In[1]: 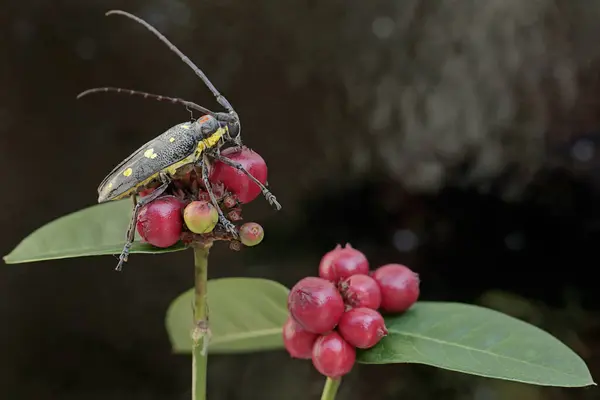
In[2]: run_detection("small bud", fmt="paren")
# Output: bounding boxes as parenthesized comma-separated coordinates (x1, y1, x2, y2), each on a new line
(198, 192, 210, 202)
(239, 222, 264, 246)
(212, 182, 226, 199)
(184, 201, 219, 234)
(223, 195, 238, 209)
(228, 209, 243, 221)
(229, 240, 242, 251)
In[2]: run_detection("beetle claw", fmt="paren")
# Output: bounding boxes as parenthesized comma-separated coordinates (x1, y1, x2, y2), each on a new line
(219, 217, 238, 238)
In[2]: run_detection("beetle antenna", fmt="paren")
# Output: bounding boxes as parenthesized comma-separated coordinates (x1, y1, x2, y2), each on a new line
(76, 87, 218, 118)
(105, 10, 237, 116)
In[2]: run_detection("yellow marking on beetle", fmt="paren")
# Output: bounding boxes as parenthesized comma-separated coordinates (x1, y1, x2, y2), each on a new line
(144, 148, 158, 159)
(108, 128, 228, 201)
(107, 182, 113, 189)
(167, 128, 227, 176)
(181, 125, 190, 130)
(123, 168, 133, 177)
(169, 137, 175, 142)
(203, 126, 227, 148)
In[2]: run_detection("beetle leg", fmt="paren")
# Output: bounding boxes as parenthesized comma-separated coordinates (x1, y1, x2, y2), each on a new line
(115, 174, 171, 271)
(200, 155, 238, 238)
(210, 154, 282, 211)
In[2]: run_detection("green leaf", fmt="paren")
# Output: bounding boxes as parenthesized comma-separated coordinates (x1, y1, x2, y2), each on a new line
(357, 302, 595, 387)
(166, 278, 289, 354)
(4, 200, 186, 264)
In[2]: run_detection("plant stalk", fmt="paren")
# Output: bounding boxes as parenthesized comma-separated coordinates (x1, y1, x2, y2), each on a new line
(192, 243, 212, 400)
(320, 377, 342, 400)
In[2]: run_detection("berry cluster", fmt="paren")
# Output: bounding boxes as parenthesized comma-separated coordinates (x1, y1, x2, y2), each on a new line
(284, 244, 420, 378)
(135, 147, 268, 250)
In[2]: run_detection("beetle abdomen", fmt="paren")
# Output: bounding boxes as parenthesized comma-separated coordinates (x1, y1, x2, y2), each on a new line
(97, 122, 199, 202)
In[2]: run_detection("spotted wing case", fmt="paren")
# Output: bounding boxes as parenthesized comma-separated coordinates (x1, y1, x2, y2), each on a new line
(97, 122, 199, 202)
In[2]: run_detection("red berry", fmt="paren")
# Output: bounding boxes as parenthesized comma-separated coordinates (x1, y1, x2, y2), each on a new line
(318, 244, 342, 274)
(319, 243, 369, 283)
(338, 274, 382, 310)
(288, 277, 345, 334)
(239, 222, 264, 246)
(371, 264, 420, 313)
(337, 308, 388, 349)
(282, 316, 319, 359)
(183, 201, 218, 234)
(312, 332, 356, 378)
(136, 196, 184, 248)
(209, 147, 268, 204)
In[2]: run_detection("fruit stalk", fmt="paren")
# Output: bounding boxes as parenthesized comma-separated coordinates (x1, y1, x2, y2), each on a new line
(320, 377, 342, 400)
(192, 243, 212, 400)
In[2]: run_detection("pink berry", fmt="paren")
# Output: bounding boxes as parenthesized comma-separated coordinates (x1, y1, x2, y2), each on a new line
(282, 316, 319, 359)
(338, 274, 382, 310)
(337, 308, 388, 349)
(312, 332, 356, 378)
(239, 222, 264, 246)
(319, 243, 369, 282)
(371, 264, 420, 313)
(136, 196, 184, 248)
(288, 277, 345, 334)
(209, 147, 268, 204)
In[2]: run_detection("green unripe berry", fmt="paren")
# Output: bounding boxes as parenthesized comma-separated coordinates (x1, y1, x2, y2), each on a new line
(183, 201, 219, 234)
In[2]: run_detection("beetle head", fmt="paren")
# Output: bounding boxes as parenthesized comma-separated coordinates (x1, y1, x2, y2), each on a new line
(194, 114, 220, 139)
(226, 119, 242, 146)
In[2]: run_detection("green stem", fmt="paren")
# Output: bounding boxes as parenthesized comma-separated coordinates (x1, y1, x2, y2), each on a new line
(320, 377, 342, 400)
(192, 243, 212, 400)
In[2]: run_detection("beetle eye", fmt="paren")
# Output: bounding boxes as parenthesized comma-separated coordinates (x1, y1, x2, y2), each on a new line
(228, 122, 240, 138)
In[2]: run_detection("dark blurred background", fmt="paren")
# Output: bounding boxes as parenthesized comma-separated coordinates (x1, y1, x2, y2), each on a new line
(2, 0, 600, 398)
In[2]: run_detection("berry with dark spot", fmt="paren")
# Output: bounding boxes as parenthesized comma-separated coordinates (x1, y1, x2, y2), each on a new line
(183, 201, 219, 234)
(312, 332, 356, 378)
(338, 274, 382, 310)
(319, 243, 369, 283)
(288, 277, 345, 334)
(337, 307, 388, 349)
(371, 264, 420, 313)
(136, 196, 184, 248)
(283, 316, 319, 359)
(209, 147, 268, 204)
(239, 222, 264, 246)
